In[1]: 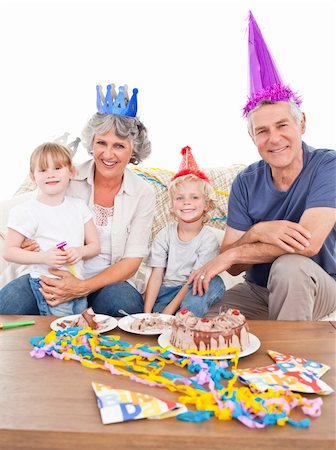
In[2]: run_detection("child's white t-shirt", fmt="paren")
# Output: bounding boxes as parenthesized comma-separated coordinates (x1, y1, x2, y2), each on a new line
(147, 223, 220, 287)
(7, 196, 92, 279)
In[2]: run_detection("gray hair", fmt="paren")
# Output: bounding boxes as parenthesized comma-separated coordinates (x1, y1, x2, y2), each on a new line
(246, 101, 303, 136)
(81, 114, 151, 164)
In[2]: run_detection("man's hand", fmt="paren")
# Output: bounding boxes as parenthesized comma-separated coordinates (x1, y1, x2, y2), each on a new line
(188, 252, 234, 296)
(251, 220, 311, 253)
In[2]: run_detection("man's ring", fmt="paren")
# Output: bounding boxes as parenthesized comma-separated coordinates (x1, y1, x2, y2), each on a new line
(200, 274, 205, 280)
(51, 296, 55, 301)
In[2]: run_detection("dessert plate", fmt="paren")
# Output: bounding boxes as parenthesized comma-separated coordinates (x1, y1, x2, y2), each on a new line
(50, 314, 118, 333)
(117, 313, 174, 335)
(158, 330, 261, 360)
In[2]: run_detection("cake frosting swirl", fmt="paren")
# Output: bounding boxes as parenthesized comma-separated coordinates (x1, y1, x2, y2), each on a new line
(170, 308, 250, 352)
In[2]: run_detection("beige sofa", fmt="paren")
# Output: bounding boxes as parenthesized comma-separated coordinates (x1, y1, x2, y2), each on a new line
(0, 164, 244, 290)
(0, 164, 334, 320)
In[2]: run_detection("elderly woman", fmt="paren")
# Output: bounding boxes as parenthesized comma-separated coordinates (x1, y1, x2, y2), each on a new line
(0, 84, 155, 316)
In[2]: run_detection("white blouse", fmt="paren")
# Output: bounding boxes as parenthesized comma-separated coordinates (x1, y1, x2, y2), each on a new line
(83, 204, 114, 278)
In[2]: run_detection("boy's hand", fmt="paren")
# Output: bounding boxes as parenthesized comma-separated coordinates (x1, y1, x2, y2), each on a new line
(162, 305, 175, 315)
(43, 248, 67, 268)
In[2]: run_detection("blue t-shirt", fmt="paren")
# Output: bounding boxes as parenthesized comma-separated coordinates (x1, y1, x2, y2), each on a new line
(227, 142, 336, 287)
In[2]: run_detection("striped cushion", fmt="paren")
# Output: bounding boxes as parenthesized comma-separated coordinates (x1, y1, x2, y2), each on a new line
(14, 164, 246, 243)
(132, 164, 245, 243)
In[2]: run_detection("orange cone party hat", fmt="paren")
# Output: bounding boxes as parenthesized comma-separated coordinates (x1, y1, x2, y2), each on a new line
(171, 146, 210, 183)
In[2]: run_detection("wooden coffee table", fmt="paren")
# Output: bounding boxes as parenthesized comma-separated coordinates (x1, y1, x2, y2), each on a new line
(0, 316, 335, 450)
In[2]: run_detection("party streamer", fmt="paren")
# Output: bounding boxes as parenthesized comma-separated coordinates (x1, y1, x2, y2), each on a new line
(30, 328, 323, 428)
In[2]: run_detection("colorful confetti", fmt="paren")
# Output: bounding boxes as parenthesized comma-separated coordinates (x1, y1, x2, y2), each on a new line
(30, 328, 323, 428)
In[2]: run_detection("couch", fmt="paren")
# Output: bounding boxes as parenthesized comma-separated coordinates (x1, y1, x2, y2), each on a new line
(1, 164, 334, 320)
(0, 164, 244, 290)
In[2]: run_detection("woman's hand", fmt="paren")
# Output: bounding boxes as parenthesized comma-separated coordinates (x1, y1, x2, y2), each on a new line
(21, 238, 40, 252)
(39, 269, 86, 306)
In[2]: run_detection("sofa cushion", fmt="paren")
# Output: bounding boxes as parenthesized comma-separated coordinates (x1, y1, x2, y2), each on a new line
(1, 163, 335, 320)
(12, 164, 246, 243)
(131, 164, 245, 243)
(1, 164, 245, 292)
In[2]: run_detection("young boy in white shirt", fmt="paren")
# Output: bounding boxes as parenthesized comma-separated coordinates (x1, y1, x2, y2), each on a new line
(144, 147, 225, 317)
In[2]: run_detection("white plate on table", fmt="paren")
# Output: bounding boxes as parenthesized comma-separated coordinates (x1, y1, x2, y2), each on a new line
(158, 330, 261, 360)
(118, 313, 174, 335)
(50, 314, 118, 333)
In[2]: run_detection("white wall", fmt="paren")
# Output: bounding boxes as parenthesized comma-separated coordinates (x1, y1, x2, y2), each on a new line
(0, 0, 335, 202)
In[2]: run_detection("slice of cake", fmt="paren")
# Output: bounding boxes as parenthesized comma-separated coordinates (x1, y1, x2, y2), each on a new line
(130, 313, 173, 332)
(74, 307, 99, 329)
(170, 308, 250, 352)
(57, 307, 99, 330)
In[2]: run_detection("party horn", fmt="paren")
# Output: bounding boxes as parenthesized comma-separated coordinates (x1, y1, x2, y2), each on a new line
(0, 320, 35, 329)
(56, 241, 77, 276)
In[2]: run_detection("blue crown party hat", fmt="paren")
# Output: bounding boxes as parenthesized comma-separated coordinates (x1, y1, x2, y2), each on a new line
(96, 84, 138, 117)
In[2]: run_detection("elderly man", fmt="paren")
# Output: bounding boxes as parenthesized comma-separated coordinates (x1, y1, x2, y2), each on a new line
(191, 12, 335, 320)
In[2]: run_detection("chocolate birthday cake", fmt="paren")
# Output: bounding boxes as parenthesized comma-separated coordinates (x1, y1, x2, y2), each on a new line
(170, 308, 250, 352)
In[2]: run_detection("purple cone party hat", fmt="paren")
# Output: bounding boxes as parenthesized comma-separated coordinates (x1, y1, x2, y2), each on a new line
(243, 11, 302, 116)
(171, 146, 210, 183)
(96, 83, 138, 117)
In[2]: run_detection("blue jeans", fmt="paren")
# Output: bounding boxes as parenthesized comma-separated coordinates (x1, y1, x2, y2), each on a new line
(152, 275, 225, 317)
(88, 282, 144, 316)
(0, 274, 143, 316)
(29, 277, 87, 316)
